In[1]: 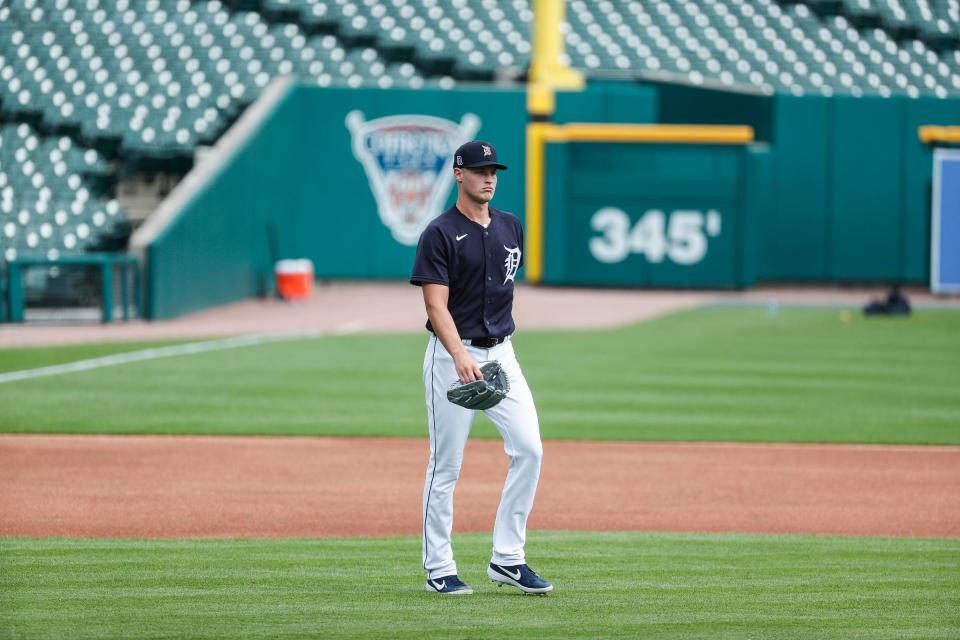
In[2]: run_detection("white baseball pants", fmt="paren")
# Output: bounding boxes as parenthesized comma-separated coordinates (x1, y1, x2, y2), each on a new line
(421, 334, 543, 580)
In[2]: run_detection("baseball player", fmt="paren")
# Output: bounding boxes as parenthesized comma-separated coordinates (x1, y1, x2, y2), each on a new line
(410, 140, 553, 596)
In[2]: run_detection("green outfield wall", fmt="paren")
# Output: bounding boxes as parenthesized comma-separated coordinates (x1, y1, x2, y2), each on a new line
(656, 85, 960, 283)
(765, 94, 958, 282)
(143, 83, 657, 319)
(140, 81, 957, 319)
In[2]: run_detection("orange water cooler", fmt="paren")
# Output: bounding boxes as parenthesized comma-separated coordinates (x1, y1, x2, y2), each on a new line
(274, 259, 314, 301)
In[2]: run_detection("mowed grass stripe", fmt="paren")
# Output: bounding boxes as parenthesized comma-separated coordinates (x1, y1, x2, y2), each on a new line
(0, 307, 957, 444)
(0, 340, 191, 374)
(1, 532, 958, 640)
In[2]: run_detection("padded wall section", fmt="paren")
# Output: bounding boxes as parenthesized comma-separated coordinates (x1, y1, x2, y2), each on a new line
(763, 94, 960, 283)
(766, 96, 831, 280)
(828, 96, 905, 280)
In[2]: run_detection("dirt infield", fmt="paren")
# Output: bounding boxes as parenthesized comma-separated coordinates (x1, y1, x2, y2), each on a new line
(2, 434, 957, 539)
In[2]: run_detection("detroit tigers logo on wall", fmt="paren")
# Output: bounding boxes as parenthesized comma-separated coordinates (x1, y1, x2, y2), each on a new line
(346, 111, 481, 246)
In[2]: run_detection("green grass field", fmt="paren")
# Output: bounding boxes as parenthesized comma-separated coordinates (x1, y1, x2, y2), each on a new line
(2, 532, 958, 640)
(2, 307, 958, 639)
(1, 307, 958, 443)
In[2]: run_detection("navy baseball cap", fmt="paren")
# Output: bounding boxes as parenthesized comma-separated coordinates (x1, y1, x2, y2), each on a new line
(453, 140, 508, 171)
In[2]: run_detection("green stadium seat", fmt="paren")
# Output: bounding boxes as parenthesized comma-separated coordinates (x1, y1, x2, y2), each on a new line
(0, 122, 129, 261)
(0, 0, 432, 160)
(546, 0, 956, 96)
(0, 0, 958, 268)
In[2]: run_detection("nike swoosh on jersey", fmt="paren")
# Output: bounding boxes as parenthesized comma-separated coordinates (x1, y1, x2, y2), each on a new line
(456, 234, 468, 241)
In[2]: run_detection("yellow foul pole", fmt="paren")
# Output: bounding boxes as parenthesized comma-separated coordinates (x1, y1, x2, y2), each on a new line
(528, 0, 585, 108)
(525, 123, 549, 283)
(526, 1, 584, 282)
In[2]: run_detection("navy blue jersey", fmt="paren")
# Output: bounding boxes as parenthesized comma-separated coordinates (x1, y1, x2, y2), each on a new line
(410, 206, 524, 339)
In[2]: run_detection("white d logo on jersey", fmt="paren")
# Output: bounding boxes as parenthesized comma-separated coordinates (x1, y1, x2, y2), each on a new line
(503, 245, 521, 284)
(345, 111, 481, 246)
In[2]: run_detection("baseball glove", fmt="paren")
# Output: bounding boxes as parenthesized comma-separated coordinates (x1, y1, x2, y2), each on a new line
(447, 360, 510, 410)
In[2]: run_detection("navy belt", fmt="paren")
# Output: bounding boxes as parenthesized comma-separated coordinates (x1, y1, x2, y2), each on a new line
(462, 336, 506, 348)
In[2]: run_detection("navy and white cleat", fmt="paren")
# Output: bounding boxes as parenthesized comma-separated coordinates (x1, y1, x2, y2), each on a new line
(425, 574, 474, 595)
(487, 563, 554, 595)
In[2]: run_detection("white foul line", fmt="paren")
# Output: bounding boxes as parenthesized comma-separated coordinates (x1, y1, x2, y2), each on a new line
(0, 316, 382, 386)
(0, 334, 290, 385)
